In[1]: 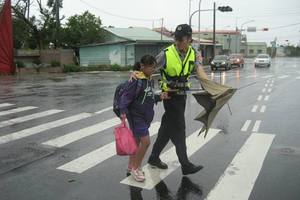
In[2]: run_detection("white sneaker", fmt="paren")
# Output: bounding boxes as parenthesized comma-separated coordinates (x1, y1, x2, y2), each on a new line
(130, 168, 145, 182)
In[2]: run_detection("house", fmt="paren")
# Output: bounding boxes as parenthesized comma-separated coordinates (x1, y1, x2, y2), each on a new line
(79, 27, 173, 67)
(244, 42, 267, 57)
(192, 30, 242, 55)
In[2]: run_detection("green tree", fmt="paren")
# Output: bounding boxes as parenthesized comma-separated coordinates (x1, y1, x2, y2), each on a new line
(62, 11, 104, 47)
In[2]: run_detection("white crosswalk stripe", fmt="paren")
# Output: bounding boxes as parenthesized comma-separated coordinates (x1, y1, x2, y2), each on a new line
(277, 75, 289, 79)
(0, 106, 37, 116)
(0, 109, 64, 128)
(0, 103, 14, 108)
(205, 133, 275, 200)
(57, 122, 161, 173)
(0, 113, 93, 145)
(261, 75, 273, 79)
(42, 117, 120, 147)
(120, 128, 220, 189)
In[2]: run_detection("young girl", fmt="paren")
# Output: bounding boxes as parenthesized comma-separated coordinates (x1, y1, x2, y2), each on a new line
(119, 55, 168, 182)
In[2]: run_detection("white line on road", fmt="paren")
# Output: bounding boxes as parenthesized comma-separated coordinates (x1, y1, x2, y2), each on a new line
(95, 106, 113, 114)
(257, 95, 263, 101)
(57, 122, 161, 173)
(296, 76, 300, 79)
(43, 117, 120, 147)
(120, 128, 220, 189)
(251, 105, 258, 113)
(0, 113, 93, 145)
(0, 109, 64, 128)
(268, 89, 272, 93)
(265, 84, 268, 87)
(245, 75, 256, 78)
(262, 75, 273, 79)
(0, 106, 37, 116)
(205, 133, 275, 200)
(262, 88, 266, 93)
(0, 103, 14, 108)
(241, 120, 252, 132)
(278, 75, 289, 79)
(252, 120, 261, 132)
(264, 96, 270, 101)
(260, 105, 266, 113)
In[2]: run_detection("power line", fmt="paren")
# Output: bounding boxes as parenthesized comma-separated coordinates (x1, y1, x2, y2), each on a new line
(78, 0, 161, 22)
(270, 22, 300, 30)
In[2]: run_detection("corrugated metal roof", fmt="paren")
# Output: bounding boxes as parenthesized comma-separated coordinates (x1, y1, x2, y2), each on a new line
(104, 27, 173, 42)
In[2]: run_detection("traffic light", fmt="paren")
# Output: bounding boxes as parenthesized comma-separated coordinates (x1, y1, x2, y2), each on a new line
(218, 6, 233, 12)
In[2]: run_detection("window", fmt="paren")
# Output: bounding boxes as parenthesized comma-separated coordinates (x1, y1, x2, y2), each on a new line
(249, 49, 254, 54)
(257, 49, 262, 54)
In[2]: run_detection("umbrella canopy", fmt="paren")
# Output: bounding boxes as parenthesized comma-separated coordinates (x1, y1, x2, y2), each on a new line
(193, 78, 237, 137)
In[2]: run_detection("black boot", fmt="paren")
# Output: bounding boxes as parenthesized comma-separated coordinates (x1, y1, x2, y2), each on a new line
(148, 157, 168, 169)
(181, 163, 203, 175)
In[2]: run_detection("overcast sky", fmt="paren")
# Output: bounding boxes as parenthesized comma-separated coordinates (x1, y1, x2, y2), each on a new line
(25, 0, 300, 45)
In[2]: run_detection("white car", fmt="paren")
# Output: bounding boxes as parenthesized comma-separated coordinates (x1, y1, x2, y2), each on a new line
(254, 54, 271, 67)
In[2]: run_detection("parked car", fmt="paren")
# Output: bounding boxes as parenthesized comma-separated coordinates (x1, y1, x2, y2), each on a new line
(210, 55, 231, 71)
(254, 54, 271, 67)
(229, 54, 244, 67)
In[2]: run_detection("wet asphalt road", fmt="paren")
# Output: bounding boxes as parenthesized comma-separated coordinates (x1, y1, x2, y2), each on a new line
(0, 57, 300, 200)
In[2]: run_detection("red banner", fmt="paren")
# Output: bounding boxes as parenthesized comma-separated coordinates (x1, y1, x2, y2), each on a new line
(0, 0, 15, 74)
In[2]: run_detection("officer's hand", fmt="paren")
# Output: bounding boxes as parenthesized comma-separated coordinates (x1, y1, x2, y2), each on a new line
(160, 92, 171, 100)
(129, 71, 139, 82)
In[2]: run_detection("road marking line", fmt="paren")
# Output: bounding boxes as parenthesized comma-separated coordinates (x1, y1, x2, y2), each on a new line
(241, 120, 252, 132)
(296, 76, 300, 79)
(251, 105, 258, 113)
(264, 95, 269, 101)
(252, 120, 261, 132)
(0, 106, 37, 116)
(257, 95, 263, 101)
(120, 128, 221, 190)
(205, 133, 275, 200)
(262, 88, 266, 93)
(245, 75, 256, 78)
(0, 103, 14, 108)
(264, 84, 268, 87)
(278, 75, 289, 79)
(43, 117, 120, 147)
(94, 106, 113, 114)
(262, 75, 273, 79)
(268, 89, 272, 93)
(0, 113, 93, 145)
(0, 109, 64, 128)
(57, 122, 161, 173)
(260, 105, 266, 113)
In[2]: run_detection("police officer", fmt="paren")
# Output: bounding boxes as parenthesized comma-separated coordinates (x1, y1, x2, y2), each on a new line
(147, 24, 208, 175)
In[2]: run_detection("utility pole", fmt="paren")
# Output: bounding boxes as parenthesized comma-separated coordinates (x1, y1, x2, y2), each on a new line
(198, 0, 202, 42)
(160, 18, 164, 40)
(213, 2, 216, 58)
(55, 0, 60, 48)
(27, 0, 30, 19)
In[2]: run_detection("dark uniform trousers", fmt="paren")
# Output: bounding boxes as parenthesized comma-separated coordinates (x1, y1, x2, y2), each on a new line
(150, 94, 190, 166)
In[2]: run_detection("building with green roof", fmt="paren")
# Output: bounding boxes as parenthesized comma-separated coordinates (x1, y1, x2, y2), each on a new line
(79, 27, 173, 67)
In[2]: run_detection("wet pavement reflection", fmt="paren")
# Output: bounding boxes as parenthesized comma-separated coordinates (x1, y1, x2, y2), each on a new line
(129, 177, 202, 200)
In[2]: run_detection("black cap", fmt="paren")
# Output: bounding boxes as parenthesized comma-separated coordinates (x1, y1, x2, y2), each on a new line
(174, 24, 192, 39)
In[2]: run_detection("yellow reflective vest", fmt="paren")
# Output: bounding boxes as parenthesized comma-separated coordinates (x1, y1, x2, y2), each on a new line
(160, 44, 196, 91)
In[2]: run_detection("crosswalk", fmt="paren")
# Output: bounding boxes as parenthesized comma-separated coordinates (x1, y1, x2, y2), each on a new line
(0, 102, 275, 199)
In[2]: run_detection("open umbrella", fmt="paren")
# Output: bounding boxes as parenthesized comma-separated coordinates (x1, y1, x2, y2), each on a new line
(193, 78, 237, 137)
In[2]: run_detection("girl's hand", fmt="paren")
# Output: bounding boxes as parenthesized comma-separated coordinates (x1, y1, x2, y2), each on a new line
(160, 92, 170, 100)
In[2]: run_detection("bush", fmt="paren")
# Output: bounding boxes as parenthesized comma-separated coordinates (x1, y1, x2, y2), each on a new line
(111, 64, 121, 71)
(51, 60, 61, 67)
(63, 64, 82, 73)
(32, 59, 41, 65)
(15, 61, 25, 68)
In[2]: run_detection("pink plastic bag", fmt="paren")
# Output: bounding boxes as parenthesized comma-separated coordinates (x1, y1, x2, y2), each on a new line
(114, 118, 137, 156)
